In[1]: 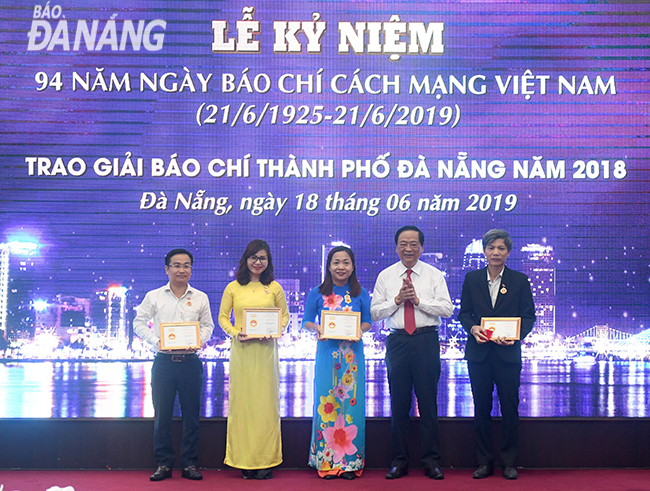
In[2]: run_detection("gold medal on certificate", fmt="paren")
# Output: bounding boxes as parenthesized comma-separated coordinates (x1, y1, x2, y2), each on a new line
(481, 317, 521, 341)
(242, 308, 282, 338)
(159, 322, 201, 350)
(320, 311, 361, 341)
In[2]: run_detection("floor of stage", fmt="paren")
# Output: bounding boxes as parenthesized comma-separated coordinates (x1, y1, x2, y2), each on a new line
(1, 468, 648, 491)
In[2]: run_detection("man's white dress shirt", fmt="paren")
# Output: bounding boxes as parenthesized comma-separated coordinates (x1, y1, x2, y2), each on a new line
(133, 282, 214, 352)
(371, 260, 453, 329)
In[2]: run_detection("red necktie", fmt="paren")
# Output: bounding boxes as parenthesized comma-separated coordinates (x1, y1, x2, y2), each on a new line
(404, 268, 416, 335)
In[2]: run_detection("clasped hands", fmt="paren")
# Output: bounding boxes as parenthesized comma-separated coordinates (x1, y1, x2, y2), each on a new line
(394, 276, 419, 306)
(470, 325, 514, 346)
(156, 340, 201, 353)
(304, 321, 361, 342)
(237, 331, 273, 342)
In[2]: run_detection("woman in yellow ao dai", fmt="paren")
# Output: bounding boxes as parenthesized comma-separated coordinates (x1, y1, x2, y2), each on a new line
(218, 239, 289, 480)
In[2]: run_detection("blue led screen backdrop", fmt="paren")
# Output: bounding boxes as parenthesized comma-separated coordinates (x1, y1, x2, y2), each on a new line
(0, 0, 649, 418)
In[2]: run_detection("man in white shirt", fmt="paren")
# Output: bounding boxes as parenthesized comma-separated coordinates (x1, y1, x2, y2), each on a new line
(134, 248, 214, 481)
(371, 226, 453, 480)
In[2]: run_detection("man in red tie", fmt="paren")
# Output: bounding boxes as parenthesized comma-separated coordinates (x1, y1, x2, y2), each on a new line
(371, 226, 453, 480)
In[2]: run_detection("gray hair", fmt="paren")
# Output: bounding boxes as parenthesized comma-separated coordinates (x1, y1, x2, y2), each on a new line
(482, 229, 513, 252)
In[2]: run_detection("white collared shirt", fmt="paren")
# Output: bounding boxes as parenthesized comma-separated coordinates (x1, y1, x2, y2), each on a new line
(133, 282, 214, 352)
(370, 260, 453, 330)
(487, 267, 505, 308)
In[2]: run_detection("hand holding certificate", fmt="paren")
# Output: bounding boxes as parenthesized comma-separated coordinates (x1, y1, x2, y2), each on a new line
(320, 311, 361, 341)
(242, 308, 282, 338)
(481, 317, 521, 341)
(160, 322, 202, 351)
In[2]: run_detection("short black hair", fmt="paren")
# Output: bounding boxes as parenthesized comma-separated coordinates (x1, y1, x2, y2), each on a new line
(165, 248, 194, 266)
(394, 225, 424, 246)
(482, 229, 513, 252)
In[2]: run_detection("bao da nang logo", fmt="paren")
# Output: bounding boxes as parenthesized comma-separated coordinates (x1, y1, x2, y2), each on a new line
(27, 4, 167, 51)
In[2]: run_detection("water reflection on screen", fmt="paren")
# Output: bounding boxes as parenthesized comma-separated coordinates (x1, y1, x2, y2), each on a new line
(1, 359, 648, 419)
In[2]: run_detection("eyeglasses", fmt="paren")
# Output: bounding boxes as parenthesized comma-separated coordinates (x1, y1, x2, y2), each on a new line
(248, 255, 268, 264)
(398, 241, 420, 250)
(169, 263, 192, 270)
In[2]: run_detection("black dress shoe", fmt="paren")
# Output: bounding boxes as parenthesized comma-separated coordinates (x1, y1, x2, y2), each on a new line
(341, 471, 356, 480)
(425, 466, 444, 480)
(255, 468, 273, 480)
(150, 465, 172, 481)
(242, 470, 256, 479)
(181, 466, 203, 480)
(322, 474, 338, 480)
(385, 466, 408, 479)
(502, 467, 518, 480)
(473, 465, 493, 479)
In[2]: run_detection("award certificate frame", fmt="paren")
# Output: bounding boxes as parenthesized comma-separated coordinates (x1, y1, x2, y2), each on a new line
(481, 317, 521, 341)
(159, 322, 201, 350)
(242, 308, 282, 338)
(321, 311, 361, 341)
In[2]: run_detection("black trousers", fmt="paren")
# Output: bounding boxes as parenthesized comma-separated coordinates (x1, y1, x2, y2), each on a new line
(468, 347, 521, 468)
(151, 353, 203, 468)
(385, 328, 441, 469)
